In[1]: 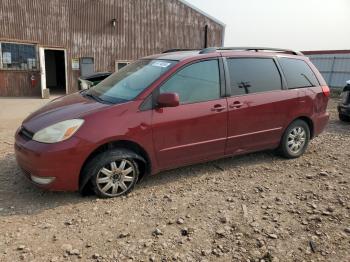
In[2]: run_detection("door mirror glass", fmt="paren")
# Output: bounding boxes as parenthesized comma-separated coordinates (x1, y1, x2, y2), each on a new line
(157, 93, 180, 108)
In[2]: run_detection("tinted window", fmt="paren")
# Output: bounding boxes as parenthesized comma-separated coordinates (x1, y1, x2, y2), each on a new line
(160, 60, 220, 104)
(279, 58, 319, 89)
(227, 58, 282, 95)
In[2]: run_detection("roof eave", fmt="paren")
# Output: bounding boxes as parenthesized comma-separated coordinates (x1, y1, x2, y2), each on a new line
(178, 0, 226, 28)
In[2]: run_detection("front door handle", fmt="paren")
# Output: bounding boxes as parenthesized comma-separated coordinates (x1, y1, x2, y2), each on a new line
(230, 101, 243, 109)
(211, 104, 226, 112)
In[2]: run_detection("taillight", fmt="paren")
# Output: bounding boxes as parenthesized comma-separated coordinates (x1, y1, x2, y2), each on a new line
(321, 85, 330, 97)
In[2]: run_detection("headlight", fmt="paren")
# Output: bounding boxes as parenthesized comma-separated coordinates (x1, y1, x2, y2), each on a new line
(33, 119, 84, 143)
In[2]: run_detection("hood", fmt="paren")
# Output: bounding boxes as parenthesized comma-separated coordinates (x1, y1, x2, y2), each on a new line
(23, 92, 110, 132)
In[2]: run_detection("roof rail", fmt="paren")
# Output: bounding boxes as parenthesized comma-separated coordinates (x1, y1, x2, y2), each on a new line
(199, 47, 217, 54)
(199, 47, 304, 56)
(162, 48, 198, 53)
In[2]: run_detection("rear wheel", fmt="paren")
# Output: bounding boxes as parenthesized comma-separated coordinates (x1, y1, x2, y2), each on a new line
(83, 150, 139, 198)
(279, 120, 310, 159)
(339, 113, 350, 122)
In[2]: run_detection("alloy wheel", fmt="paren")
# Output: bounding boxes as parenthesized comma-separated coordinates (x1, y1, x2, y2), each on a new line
(287, 126, 307, 154)
(96, 159, 136, 197)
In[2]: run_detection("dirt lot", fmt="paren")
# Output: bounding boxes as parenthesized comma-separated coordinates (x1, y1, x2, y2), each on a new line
(0, 98, 349, 262)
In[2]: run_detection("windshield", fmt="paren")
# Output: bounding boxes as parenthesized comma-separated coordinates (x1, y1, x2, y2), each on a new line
(87, 59, 177, 104)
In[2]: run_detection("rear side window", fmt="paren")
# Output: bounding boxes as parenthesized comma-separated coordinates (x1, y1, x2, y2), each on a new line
(279, 58, 319, 89)
(227, 58, 282, 96)
(160, 60, 220, 104)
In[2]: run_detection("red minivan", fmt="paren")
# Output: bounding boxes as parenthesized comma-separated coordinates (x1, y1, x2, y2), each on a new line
(15, 47, 330, 198)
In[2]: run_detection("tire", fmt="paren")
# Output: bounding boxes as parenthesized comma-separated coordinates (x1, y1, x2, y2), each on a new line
(339, 114, 350, 122)
(279, 120, 310, 159)
(82, 149, 139, 198)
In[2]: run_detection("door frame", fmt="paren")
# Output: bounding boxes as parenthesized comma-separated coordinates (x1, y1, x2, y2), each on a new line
(39, 47, 68, 98)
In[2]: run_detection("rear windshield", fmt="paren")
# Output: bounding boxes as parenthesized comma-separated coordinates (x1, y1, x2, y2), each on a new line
(87, 59, 177, 104)
(279, 58, 319, 89)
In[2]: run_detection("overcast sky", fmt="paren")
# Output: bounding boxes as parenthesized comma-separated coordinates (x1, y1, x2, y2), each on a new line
(188, 0, 350, 51)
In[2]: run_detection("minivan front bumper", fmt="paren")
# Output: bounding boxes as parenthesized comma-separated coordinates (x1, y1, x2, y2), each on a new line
(14, 129, 93, 191)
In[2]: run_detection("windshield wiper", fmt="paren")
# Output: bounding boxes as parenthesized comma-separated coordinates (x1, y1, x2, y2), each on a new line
(83, 92, 111, 104)
(83, 92, 98, 101)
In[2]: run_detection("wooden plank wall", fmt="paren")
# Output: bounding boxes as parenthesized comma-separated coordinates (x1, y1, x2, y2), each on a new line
(0, 71, 41, 97)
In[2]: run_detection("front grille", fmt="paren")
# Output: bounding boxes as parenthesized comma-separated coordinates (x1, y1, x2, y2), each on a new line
(19, 127, 34, 140)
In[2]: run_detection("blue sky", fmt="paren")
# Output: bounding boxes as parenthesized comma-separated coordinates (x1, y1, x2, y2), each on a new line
(188, 0, 350, 51)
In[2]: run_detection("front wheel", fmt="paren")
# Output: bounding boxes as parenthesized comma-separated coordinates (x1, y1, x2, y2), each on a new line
(279, 120, 310, 159)
(83, 150, 139, 198)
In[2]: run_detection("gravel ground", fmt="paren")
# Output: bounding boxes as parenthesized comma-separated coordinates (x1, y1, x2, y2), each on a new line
(0, 98, 349, 262)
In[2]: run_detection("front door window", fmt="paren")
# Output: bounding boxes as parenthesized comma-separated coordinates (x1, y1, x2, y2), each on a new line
(160, 60, 221, 104)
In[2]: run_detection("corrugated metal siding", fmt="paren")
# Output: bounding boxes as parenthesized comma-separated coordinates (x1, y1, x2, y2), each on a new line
(308, 54, 350, 89)
(0, 0, 224, 97)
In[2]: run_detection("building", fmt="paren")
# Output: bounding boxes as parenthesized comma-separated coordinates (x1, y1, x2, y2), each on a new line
(304, 50, 350, 89)
(0, 0, 225, 97)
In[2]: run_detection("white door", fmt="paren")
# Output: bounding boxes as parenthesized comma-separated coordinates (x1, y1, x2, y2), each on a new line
(39, 47, 46, 98)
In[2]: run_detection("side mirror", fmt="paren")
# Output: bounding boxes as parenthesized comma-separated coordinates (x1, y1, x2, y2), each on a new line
(157, 93, 180, 108)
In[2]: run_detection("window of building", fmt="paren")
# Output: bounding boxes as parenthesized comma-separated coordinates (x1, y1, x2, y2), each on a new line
(227, 58, 282, 96)
(278, 58, 319, 89)
(80, 57, 94, 77)
(116, 61, 131, 72)
(0, 42, 38, 70)
(160, 60, 221, 104)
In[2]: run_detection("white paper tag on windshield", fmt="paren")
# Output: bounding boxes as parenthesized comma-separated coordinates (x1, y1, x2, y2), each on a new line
(152, 61, 171, 68)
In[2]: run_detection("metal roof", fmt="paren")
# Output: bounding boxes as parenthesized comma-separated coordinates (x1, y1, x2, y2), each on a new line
(303, 50, 350, 55)
(178, 0, 226, 28)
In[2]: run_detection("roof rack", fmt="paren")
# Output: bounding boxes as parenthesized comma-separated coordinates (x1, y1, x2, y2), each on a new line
(162, 48, 198, 53)
(199, 47, 304, 56)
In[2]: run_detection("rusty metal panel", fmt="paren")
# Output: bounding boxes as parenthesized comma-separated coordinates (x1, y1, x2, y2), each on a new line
(0, 0, 225, 97)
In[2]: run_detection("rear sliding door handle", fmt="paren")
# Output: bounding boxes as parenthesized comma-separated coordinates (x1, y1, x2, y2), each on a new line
(230, 101, 243, 109)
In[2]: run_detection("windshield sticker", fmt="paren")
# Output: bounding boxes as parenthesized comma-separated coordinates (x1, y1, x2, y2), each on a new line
(152, 61, 171, 68)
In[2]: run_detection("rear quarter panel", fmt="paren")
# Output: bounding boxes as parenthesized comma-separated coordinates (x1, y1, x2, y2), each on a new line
(306, 59, 330, 136)
(281, 57, 329, 137)
(281, 87, 329, 139)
